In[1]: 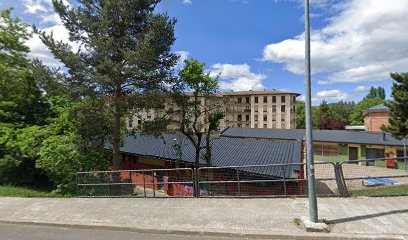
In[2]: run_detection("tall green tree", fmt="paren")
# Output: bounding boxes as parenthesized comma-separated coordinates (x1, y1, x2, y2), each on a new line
(0, 9, 50, 127)
(34, 0, 178, 172)
(172, 59, 224, 168)
(295, 100, 306, 129)
(382, 73, 408, 139)
(364, 86, 386, 100)
(350, 97, 384, 125)
(331, 101, 355, 125)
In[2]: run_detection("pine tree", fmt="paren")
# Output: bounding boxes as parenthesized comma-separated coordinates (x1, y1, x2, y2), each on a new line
(382, 73, 408, 139)
(34, 0, 178, 173)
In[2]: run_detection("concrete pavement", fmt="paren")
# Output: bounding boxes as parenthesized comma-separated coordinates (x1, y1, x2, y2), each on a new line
(0, 197, 407, 239)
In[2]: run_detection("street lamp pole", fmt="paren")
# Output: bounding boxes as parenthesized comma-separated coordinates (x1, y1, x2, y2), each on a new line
(304, 0, 318, 223)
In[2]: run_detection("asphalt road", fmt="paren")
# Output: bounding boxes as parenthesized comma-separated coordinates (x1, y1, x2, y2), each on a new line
(0, 223, 265, 240)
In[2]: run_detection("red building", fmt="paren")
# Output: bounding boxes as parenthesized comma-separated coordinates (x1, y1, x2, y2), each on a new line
(364, 104, 389, 132)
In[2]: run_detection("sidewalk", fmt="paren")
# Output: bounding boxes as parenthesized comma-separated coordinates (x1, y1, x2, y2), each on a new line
(0, 197, 407, 239)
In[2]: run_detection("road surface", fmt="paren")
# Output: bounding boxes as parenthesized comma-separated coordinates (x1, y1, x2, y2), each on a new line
(0, 223, 266, 240)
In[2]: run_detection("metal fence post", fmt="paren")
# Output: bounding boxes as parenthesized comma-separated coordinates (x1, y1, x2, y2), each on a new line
(194, 168, 200, 198)
(336, 163, 349, 197)
(143, 170, 146, 197)
(283, 165, 287, 196)
(236, 168, 241, 197)
(152, 171, 156, 198)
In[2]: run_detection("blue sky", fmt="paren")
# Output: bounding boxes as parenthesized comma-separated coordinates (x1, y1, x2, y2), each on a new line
(3, 0, 408, 105)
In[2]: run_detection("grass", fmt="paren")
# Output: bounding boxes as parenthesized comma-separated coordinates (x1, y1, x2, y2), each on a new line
(348, 185, 408, 197)
(0, 185, 68, 198)
(314, 155, 348, 163)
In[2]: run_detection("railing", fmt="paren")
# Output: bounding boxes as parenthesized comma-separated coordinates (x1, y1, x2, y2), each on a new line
(76, 168, 194, 198)
(339, 157, 408, 197)
(76, 157, 408, 198)
(197, 162, 339, 198)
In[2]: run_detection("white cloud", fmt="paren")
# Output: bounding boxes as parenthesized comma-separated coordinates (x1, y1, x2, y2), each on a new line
(175, 51, 190, 68)
(27, 23, 81, 67)
(263, 0, 408, 84)
(316, 89, 349, 102)
(24, 0, 50, 14)
(182, 0, 192, 5)
(353, 86, 370, 93)
(209, 63, 266, 91)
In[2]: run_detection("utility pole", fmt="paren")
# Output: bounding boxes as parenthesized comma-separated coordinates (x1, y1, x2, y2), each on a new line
(304, 0, 318, 223)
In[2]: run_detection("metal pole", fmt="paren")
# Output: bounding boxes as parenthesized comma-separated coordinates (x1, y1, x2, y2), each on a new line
(404, 138, 407, 171)
(305, 0, 318, 223)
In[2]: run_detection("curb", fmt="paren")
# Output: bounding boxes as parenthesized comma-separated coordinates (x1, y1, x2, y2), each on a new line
(0, 220, 406, 240)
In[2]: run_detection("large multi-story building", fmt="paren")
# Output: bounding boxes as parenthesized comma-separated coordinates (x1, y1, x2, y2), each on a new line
(127, 90, 300, 130)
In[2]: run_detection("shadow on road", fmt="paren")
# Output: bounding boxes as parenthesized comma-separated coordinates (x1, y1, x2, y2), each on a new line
(326, 208, 408, 224)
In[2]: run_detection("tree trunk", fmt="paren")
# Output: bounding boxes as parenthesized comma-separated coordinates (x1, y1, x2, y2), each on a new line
(111, 85, 122, 195)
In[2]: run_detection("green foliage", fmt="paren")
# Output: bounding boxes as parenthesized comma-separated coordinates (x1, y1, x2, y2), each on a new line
(0, 185, 65, 198)
(318, 100, 333, 122)
(34, 0, 178, 171)
(296, 100, 305, 129)
(364, 86, 386, 100)
(0, 125, 49, 185)
(382, 73, 408, 139)
(331, 101, 355, 125)
(350, 97, 384, 125)
(173, 59, 224, 166)
(0, 9, 50, 127)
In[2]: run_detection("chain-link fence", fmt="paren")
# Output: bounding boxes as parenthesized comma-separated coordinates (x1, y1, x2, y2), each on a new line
(77, 168, 194, 198)
(340, 157, 408, 197)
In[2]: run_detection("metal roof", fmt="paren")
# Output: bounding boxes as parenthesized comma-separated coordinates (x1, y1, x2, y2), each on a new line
(221, 127, 405, 147)
(119, 133, 302, 179)
(365, 104, 389, 114)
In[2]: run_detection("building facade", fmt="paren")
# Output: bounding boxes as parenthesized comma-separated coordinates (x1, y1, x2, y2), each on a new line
(364, 104, 390, 132)
(127, 90, 300, 130)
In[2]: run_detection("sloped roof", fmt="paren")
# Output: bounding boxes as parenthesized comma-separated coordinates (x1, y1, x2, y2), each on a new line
(119, 133, 302, 178)
(365, 104, 389, 112)
(221, 127, 405, 147)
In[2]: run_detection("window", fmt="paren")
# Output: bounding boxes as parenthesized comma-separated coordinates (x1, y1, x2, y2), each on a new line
(246, 115, 250, 121)
(263, 115, 267, 121)
(138, 119, 142, 125)
(281, 105, 286, 112)
(281, 96, 286, 103)
(293, 96, 296, 103)
(254, 124, 258, 128)
(237, 97, 242, 103)
(281, 123, 286, 129)
(147, 115, 152, 119)
(272, 105, 276, 112)
(128, 119, 133, 128)
(238, 115, 242, 121)
(272, 114, 276, 121)
(238, 124, 242, 127)
(281, 114, 285, 121)
(272, 96, 276, 103)
(263, 105, 267, 112)
(245, 124, 249, 128)
(254, 107, 258, 112)
(263, 96, 268, 103)
(254, 115, 258, 121)
(263, 124, 267, 128)
(246, 97, 250, 103)
(255, 97, 258, 103)
(272, 123, 277, 128)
